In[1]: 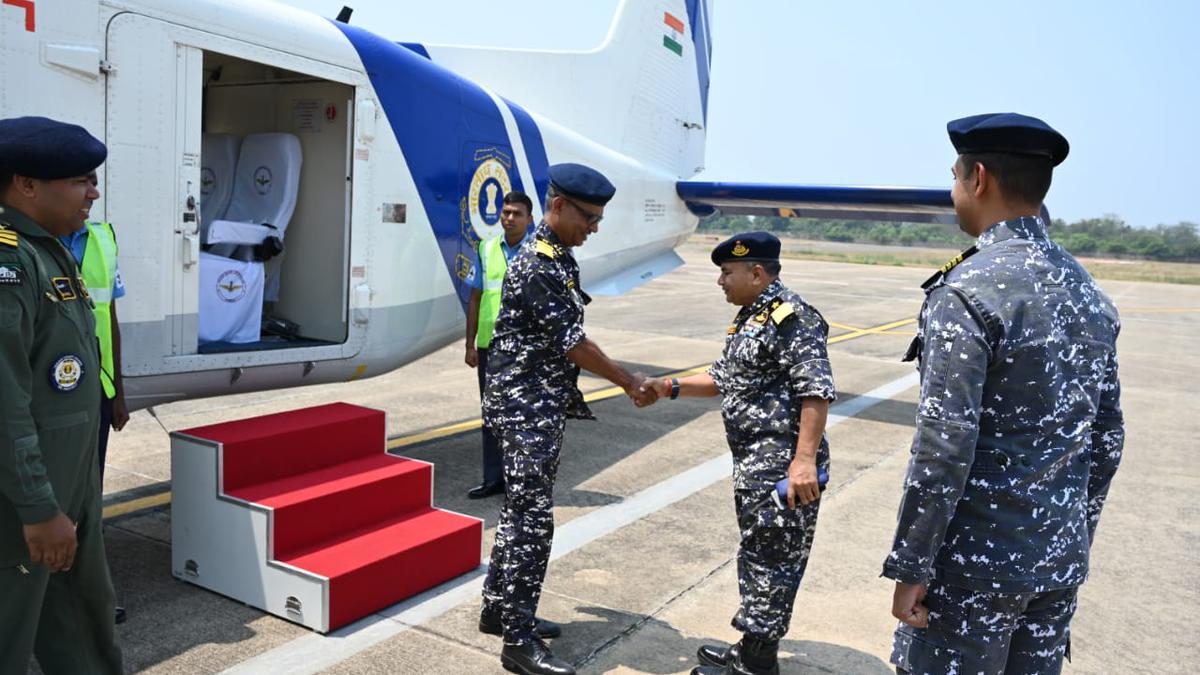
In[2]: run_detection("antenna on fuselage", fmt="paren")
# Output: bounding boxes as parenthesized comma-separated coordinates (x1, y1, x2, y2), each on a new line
(335, 6, 353, 23)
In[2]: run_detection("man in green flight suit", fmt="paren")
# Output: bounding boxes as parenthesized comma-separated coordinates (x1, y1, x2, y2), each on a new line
(0, 116, 124, 674)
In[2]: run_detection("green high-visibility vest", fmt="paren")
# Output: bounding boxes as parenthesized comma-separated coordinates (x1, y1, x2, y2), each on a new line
(475, 236, 509, 348)
(79, 222, 118, 398)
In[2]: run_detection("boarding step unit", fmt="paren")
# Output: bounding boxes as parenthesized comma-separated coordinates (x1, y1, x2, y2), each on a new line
(169, 403, 483, 632)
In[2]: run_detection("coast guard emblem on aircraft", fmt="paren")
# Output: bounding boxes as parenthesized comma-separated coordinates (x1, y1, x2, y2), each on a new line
(466, 148, 513, 241)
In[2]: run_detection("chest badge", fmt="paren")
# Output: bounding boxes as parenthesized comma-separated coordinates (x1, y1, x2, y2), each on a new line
(51, 355, 84, 392)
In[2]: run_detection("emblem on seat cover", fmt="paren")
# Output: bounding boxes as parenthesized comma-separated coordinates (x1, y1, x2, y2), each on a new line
(216, 270, 247, 303)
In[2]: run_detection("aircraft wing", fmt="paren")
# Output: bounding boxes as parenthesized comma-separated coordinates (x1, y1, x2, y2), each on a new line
(676, 181, 956, 224)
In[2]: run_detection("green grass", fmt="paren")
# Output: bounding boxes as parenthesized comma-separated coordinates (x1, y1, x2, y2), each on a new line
(778, 248, 1200, 285)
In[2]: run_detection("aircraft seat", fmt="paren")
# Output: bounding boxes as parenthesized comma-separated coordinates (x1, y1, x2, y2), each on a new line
(205, 132, 303, 302)
(198, 251, 264, 344)
(199, 133, 241, 236)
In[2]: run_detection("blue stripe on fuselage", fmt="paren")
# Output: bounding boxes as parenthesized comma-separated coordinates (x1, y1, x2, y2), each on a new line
(503, 98, 550, 207)
(333, 22, 526, 309)
(685, 0, 711, 123)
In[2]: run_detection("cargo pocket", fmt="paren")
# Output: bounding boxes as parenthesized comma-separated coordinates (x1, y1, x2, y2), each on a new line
(893, 630, 963, 675)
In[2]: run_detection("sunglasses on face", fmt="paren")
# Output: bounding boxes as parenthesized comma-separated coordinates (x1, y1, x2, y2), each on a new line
(561, 197, 603, 226)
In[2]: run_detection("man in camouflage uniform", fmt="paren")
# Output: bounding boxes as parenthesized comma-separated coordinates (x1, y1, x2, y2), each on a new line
(0, 117, 124, 674)
(884, 113, 1124, 675)
(644, 231, 836, 675)
(478, 163, 652, 675)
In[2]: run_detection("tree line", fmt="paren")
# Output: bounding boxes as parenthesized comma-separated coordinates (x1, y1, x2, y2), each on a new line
(698, 214, 1200, 262)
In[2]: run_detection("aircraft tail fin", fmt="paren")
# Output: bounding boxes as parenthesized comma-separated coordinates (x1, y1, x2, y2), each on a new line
(419, 0, 714, 178)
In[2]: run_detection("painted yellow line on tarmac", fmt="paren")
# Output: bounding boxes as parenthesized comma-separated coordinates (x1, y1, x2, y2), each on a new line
(103, 316, 915, 520)
(829, 318, 915, 344)
(102, 491, 172, 519)
(827, 321, 863, 332)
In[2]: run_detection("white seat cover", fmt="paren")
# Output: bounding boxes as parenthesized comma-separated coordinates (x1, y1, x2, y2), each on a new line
(198, 252, 264, 344)
(200, 134, 241, 231)
(211, 133, 302, 301)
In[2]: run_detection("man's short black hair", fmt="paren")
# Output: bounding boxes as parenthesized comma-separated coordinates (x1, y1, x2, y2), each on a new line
(0, 170, 13, 201)
(503, 190, 534, 216)
(959, 152, 1053, 206)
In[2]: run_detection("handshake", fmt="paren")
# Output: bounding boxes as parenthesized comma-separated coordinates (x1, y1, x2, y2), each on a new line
(625, 374, 672, 408)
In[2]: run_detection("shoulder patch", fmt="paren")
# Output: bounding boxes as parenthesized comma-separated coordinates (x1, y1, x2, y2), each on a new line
(921, 245, 979, 290)
(535, 239, 558, 259)
(0, 261, 23, 286)
(0, 228, 17, 248)
(769, 302, 795, 325)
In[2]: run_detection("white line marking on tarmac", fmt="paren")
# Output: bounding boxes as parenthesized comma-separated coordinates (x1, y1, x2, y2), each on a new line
(221, 371, 920, 675)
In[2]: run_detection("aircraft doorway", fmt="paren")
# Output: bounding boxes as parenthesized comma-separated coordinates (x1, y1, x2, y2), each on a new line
(198, 51, 353, 354)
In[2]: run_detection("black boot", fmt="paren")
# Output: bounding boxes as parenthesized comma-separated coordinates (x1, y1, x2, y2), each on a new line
(500, 639, 575, 675)
(690, 635, 778, 675)
(696, 640, 740, 667)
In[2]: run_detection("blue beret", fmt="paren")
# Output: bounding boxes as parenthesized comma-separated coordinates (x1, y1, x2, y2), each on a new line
(0, 116, 107, 179)
(947, 113, 1068, 166)
(549, 163, 616, 206)
(711, 231, 781, 265)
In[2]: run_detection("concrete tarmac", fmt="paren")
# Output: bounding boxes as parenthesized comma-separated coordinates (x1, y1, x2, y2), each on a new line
(62, 243, 1199, 674)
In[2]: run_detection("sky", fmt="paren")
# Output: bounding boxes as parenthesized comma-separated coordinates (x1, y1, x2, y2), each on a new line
(277, 0, 1199, 228)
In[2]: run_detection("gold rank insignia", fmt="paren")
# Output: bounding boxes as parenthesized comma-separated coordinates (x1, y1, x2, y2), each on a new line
(0, 227, 17, 248)
(921, 245, 979, 290)
(731, 240, 749, 257)
(768, 299, 795, 325)
(535, 239, 558, 259)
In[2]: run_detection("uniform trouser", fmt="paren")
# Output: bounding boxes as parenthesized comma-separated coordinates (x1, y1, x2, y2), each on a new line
(481, 421, 564, 645)
(475, 348, 503, 485)
(0, 487, 123, 675)
(891, 580, 1077, 675)
(98, 395, 112, 483)
(730, 490, 820, 641)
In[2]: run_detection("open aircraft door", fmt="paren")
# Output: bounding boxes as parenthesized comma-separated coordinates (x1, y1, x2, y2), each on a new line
(105, 13, 370, 384)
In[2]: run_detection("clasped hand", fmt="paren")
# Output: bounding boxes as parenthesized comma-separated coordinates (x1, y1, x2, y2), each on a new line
(626, 373, 669, 407)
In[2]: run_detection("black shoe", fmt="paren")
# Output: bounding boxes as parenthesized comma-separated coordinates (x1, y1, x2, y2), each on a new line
(696, 641, 738, 667)
(692, 636, 778, 675)
(468, 480, 505, 499)
(479, 607, 562, 639)
(500, 639, 575, 675)
(114, 606, 126, 625)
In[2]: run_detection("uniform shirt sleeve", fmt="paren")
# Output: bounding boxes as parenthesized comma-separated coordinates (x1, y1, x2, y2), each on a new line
(526, 262, 585, 354)
(776, 306, 836, 401)
(112, 265, 126, 300)
(883, 286, 989, 584)
(464, 250, 483, 291)
(0, 251, 60, 524)
(1086, 341, 1124, 543)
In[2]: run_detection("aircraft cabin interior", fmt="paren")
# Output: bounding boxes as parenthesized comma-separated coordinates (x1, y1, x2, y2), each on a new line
(196, 51, 353, 354)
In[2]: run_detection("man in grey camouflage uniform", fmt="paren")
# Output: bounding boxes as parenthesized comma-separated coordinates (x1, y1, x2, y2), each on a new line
(644, 231, 835, 675)
(478, 163, 653, 675)
(884, 113, 1124, 675)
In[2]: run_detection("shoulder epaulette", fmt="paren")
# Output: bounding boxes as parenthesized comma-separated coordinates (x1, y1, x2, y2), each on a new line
(768, 298, 795, 325)
(921, 245, 978, 290)
(0, 225, 16, 248)
(535, 239, 559, 260)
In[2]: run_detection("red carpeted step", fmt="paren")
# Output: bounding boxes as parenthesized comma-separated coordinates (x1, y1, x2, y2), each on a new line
(226, 455, 435, 560)
(181, 403, 385, 493)
(281, 508, 483, 630)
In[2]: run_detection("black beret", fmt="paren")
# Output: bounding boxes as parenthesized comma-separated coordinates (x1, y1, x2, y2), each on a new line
(549, 162, 616, 206)
(711, 231, 781, 265)
(0, 116, 107, 179)
(947, 113, 1069, 166)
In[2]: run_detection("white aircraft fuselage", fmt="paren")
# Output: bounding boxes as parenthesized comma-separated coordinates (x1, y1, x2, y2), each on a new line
(0, 0, 713, 408)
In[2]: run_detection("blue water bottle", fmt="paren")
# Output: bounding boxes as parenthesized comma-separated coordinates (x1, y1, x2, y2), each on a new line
(770, 467, 829, 509)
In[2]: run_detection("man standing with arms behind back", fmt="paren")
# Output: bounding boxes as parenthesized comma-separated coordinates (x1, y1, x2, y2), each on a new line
(464, 190, 534, 499)
(0, 116, 124, 674)
(884, 113, 1124, 675)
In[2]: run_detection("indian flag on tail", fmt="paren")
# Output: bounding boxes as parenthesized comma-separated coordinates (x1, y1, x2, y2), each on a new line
(663, 11, 685, 56)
